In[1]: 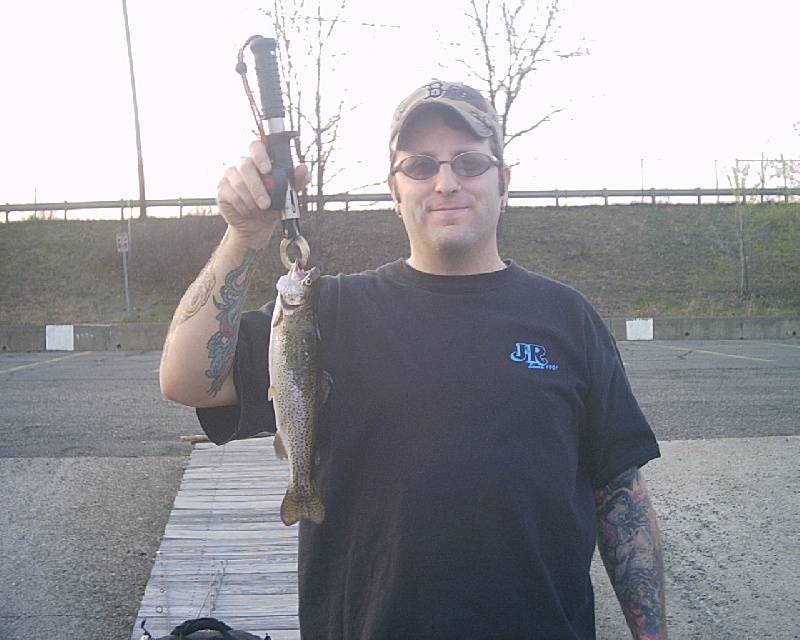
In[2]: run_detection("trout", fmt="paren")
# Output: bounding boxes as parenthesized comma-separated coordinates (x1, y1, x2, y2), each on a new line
(268, 262, 331, 526)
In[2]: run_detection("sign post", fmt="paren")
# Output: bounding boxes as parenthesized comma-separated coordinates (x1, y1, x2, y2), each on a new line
(116, 232, 132, 318)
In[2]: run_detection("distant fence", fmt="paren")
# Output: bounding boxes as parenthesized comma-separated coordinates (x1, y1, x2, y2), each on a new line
(3, 187, 799, 222)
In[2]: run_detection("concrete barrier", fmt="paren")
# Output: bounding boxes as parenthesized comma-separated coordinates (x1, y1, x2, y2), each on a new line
(1, 317, 798, 352)
(650, 316, 800, 340)
(0, 323, 169, 353)
(73, 323, 170, 351)
(0, 325, 47, 352)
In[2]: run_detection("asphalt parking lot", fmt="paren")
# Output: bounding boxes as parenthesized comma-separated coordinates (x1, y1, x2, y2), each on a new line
(0, 341, 798, 639)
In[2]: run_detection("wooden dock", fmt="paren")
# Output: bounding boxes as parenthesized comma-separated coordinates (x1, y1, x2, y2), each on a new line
(133, 438, 300, 640)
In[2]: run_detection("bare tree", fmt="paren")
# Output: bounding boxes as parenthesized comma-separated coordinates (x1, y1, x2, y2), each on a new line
(308, 1, 347, 214)
(266, 0, 347, 214)
(769, 155, 800, 199)
(743, 154, 799, 204)
(456, 0, 585, 151)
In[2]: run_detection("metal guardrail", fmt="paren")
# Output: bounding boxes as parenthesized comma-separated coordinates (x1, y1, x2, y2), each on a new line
(2, 187, 799, 222)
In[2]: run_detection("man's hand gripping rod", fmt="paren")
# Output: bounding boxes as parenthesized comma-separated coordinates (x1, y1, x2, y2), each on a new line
(237, 36, 310, 269)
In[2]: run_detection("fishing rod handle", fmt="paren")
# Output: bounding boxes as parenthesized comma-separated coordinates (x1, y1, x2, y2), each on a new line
(250, 37, 285, 121)
(249, 37, 295, 212)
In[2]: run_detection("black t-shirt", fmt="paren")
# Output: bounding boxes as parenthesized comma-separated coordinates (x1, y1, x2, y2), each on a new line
(198, 259, 660, 639)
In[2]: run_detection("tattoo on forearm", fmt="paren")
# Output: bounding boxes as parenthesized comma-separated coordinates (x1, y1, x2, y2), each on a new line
(176, 264, 216, 327)
(161, 263, 217, 364)
(595, 468, 668, 639)
(205, 248, 260, 396)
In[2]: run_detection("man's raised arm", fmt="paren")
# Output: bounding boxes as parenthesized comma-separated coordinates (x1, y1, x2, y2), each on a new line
(159, 141, 309, 408)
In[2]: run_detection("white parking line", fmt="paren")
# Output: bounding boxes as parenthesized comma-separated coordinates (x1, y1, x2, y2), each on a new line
(639, 343, 774, 362)
(752, 340, 800, 350)
(0, 351, 92, 375)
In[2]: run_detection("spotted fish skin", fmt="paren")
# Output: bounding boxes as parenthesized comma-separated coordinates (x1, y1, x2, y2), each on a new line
(268, 263, 330, 526)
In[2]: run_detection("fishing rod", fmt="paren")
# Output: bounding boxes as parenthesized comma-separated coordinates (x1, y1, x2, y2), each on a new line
(236, 36, 310, 269)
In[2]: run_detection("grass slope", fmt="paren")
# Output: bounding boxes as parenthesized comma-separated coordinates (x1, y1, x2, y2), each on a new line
(1, 203, 797, 325)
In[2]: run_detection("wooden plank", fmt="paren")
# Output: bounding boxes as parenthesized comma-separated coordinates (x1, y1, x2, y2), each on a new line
(132, 438, 301, 640)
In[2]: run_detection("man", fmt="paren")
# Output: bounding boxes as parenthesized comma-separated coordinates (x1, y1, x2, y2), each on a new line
(160, 80, 668, 639)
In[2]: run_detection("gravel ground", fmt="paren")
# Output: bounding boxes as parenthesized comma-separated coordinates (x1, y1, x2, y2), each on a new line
(0, 352, 193, 639)
(592, 436, 799, 639)
(0, 341, 797, 639)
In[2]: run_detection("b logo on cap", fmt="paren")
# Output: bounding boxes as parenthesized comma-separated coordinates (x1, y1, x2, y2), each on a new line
(425, 81, 446, 100)
(424, 81, 487, 113)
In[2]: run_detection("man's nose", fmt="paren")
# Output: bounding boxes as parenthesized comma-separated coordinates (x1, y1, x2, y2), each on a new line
(434, 163, 462, 194)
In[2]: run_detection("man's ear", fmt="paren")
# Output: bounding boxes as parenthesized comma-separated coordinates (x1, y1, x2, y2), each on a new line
(388, 174, 401, 207)
(499, 165, 511, 200)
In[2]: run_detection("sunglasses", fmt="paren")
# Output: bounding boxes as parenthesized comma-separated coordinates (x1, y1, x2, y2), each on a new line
(391, 151, 500, 181)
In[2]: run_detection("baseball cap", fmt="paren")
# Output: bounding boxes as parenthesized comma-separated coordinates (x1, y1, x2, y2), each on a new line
(389, 80, 504, 160)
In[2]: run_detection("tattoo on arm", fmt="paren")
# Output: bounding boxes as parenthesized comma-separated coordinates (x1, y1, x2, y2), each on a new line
(164, 262, 217, 353)
(175, 263, 216, 327)
(205, 248, 260, 397)
(595, 467, 668, 639)
(161, 262, 217, 364)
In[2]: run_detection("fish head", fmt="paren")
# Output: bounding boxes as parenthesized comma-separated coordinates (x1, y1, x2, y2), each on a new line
(275, 262, 321, 313)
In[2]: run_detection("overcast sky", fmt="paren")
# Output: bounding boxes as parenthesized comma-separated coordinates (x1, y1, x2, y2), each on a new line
(1, 0, 797, 207)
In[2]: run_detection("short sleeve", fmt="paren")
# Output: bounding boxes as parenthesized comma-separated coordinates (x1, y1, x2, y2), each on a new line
(196, 305, 277, 444)
(581, 308, 661, 489)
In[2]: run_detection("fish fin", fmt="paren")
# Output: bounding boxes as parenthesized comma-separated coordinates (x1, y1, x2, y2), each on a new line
(280, 486, 325, 526)
(320, 371, 333, 405)
(273, 430, 288, 460)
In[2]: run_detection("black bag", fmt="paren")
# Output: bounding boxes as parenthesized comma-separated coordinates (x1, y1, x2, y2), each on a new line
(141, 616, 270, 640)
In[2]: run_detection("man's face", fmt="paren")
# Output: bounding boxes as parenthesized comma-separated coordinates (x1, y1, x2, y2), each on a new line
(388, 111, 510, 274)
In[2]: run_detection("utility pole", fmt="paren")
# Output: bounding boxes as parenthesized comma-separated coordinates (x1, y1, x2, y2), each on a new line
(121, 0, 147, 218)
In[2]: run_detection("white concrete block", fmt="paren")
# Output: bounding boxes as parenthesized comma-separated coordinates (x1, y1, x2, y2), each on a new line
(626, 317, 654, 341)
(46, 324, 75, 351)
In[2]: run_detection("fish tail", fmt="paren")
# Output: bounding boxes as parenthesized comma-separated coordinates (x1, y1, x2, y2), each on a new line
(280, 486, 325, 526)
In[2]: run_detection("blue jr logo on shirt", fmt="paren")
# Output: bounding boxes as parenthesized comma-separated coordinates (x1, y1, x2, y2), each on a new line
(510, 343, 560, 371)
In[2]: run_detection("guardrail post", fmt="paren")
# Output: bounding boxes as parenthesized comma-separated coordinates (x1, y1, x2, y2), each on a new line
(179, 198, 184, 218)
(696, 188, 701, 205)
(650, 188, 656, 205)
(602, 188, 608, 206)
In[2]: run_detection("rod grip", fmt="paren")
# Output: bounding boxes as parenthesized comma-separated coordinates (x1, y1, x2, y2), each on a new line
(249, 37, 295, 211)
(250, 37, 285, 120)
